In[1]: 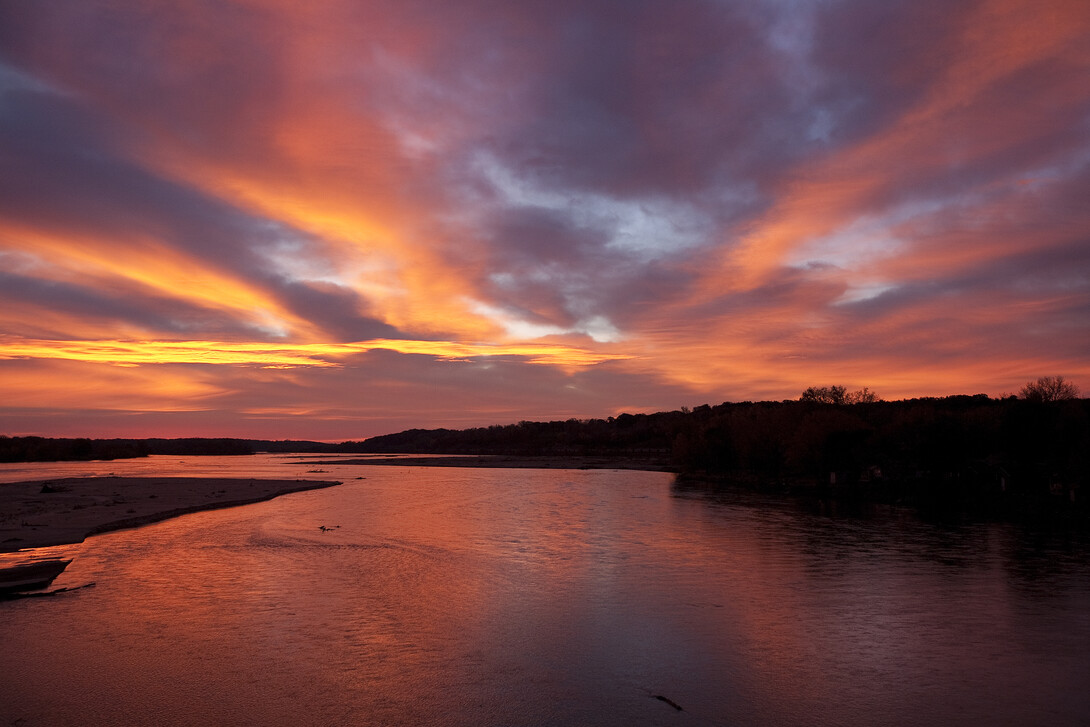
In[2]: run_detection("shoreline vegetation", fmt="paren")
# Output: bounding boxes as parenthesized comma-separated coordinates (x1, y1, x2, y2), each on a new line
(0, 477, 341, 553)
(2, 388, 1087, 520)
(344, 395, 1089, 520)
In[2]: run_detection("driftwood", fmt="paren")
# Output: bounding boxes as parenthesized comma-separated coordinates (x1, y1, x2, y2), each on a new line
(652, 694, 684, 711)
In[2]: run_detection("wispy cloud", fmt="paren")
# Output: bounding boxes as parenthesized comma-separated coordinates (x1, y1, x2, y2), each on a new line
(1, 0, 1087, 437)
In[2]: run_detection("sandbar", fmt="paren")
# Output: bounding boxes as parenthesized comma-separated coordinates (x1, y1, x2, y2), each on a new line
(0, 476, 341, 552)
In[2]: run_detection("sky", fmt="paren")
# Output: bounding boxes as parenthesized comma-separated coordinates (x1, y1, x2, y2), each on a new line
(1, 0, 1088, 441)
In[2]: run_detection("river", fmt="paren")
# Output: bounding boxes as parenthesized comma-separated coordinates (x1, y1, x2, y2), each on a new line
(2, 455, 1088, 725)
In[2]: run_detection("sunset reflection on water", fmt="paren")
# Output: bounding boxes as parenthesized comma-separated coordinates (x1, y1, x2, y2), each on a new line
(2, 461, 1089, 726)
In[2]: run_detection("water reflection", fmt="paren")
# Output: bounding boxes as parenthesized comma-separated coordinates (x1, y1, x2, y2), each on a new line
(1, 463, 1088, 726)
(0, 452, 387, 484)
(671, 482, 1090, 725)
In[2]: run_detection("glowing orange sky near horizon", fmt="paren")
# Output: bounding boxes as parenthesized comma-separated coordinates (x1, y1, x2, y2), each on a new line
(1, 337, 630, 369)
(1, 0, 1087, 439)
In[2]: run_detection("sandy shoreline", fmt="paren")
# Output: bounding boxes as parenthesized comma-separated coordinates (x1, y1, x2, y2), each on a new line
(0, 476, 341, 553)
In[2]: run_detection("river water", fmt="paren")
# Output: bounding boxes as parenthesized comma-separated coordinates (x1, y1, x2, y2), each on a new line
(2, 455, 1088, 726)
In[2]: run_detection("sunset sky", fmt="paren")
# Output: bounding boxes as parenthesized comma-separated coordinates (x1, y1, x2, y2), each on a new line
(2, 0, 1088, 440)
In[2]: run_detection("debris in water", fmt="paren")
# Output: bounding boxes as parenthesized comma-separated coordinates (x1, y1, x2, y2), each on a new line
(652, 694, 684, 712)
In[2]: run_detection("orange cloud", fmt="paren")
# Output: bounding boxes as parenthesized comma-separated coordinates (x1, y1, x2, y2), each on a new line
(2, 0, 1086, 438)
(712, 0, 1090, 291)
(97, 4, 506, 342)
(0, 359, 223, 411)
(0, 221, 319, 340)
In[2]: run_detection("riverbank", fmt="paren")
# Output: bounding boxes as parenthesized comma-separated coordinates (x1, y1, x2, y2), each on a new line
(0, 476, 341, 552)
(309, 454, 674, 471)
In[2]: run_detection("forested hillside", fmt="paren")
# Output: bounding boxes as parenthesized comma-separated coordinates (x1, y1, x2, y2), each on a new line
(355, 395, 1089, 508)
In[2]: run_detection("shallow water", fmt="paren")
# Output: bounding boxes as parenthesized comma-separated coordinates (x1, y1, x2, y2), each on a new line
(2, 457, 1089, 725)
(0, 452, 412, 484)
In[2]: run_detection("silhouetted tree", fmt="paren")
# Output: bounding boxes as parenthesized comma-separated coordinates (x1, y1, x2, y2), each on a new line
(801, 385, 881, 404)
(1019, 376, 1079, 402)
(845, 387, 881, 404)
(800, 385, 847, 404)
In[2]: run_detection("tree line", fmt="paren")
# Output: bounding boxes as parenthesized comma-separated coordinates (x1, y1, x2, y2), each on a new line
(0, 437, 254, 462)
(3, 377, 1085, 513)
(352, 377, 1087, 511)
